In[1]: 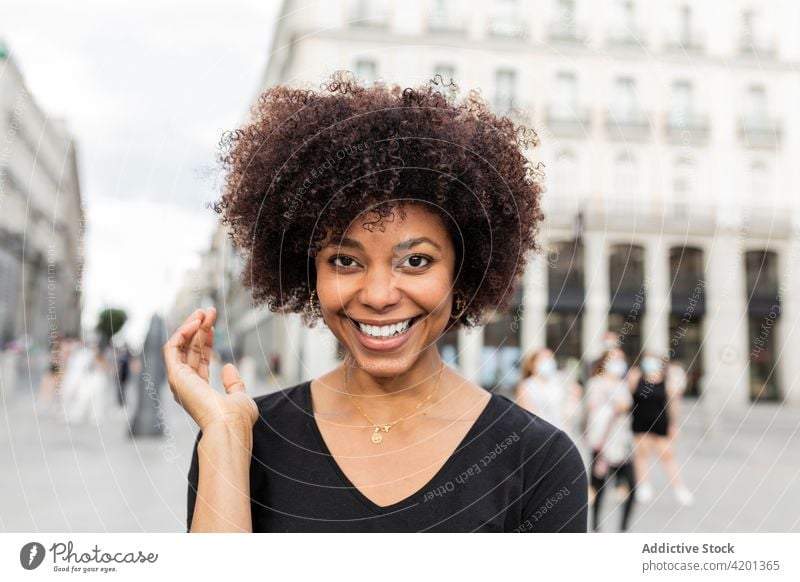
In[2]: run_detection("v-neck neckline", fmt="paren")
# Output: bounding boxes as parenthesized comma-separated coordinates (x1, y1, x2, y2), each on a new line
(302, 379, 497, 514)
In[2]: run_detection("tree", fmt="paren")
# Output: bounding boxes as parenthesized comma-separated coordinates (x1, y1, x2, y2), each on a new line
(95, 308, 128, 349)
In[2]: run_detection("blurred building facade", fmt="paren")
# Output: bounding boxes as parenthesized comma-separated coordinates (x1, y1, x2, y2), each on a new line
(197, 0, 800, 409)
(0, 41, 84, 354)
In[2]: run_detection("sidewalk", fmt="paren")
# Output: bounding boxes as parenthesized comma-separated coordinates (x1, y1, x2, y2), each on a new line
(589, 398, 800, 532)
(2, 382, 799, 532)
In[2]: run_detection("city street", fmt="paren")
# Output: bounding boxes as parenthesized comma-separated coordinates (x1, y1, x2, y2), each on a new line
(2, 377, 799, 533)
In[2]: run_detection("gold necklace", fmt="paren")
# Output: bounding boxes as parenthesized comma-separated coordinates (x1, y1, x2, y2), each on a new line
(343, 357, 446, 444)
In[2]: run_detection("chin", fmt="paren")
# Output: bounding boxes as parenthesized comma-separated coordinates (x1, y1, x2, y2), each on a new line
(348, 352, 415, 376)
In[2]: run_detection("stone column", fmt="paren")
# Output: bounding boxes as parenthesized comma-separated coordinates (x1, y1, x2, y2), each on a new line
(776, 236, 800, 405)
(702, 232, 750, 421)
(521, 249, 548, 353)
(581, 232, 609, 361)
(458, 325, 484, 385)
(642, 237, 670, 356)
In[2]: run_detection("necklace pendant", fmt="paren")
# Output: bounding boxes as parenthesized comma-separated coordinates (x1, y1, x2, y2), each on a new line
(380, 424, 391, 432)
(371, 428, 383, 444)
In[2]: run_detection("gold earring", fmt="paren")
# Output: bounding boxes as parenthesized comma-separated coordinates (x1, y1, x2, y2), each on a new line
(309, 288, 322, 319)
(451, 293, 467, 320)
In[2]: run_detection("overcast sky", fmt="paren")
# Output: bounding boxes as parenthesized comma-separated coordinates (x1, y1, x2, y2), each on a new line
(1, 0, 282, 346)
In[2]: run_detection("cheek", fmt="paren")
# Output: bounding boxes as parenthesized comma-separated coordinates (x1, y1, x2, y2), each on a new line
(402, 275, 453, 313)
(315, 275, 353, 311)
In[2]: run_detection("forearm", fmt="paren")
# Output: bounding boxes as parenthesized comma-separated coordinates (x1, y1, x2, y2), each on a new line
(191, 423, 254, 533)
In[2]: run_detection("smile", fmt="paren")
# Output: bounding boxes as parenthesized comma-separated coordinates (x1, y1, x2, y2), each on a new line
(349, 316, 420, 339)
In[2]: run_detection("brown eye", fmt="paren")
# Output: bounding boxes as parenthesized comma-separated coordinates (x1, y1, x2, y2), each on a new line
(330, 255, 358, 268)
(400, 254, 431, 268)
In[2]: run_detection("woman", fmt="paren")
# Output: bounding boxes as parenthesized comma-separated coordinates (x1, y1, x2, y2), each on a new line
(628, 352, 694, 506)
(585, 348, 636, 532)
(164, 72, 587, 532)
(516, 348, 582, 443)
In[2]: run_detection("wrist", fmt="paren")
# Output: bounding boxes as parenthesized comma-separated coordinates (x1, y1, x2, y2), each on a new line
(200, 421, 254, 450)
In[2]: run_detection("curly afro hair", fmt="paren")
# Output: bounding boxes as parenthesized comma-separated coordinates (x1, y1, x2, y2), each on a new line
(212, 70, 545, 329)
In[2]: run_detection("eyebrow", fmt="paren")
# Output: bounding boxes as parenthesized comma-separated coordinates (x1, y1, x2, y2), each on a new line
(326, 236, 442, 252)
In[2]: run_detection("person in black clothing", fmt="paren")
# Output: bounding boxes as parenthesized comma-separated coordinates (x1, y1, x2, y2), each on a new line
(164, 71, 588, 532)
(628, 352, 694, 506)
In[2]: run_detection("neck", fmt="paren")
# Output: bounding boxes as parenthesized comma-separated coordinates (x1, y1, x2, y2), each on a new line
(343, 348, 447, 419)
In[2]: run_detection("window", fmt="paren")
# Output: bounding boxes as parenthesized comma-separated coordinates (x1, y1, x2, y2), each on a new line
(670, 80, 693, 126)
(553, 72, 578, 117)
(429, 0, 463, 31)
(678, 4, 692, 45)
(355, 59, 377, 85)
(494, 69, 516, 112)
(489, 0, 524, 37)
(611, 77, 637, 121)
(744, 85, 767, 126)
(748, 160, 772, 201)
(741, 8, 756, 47)
(614, 152, 638, 199)
(556, 0, 576, 28)
(672, 157, 694, 217)
(353, 0, 389, 27)
(433, 63, 456, 84)
(554, 149, 579, 200)
(611, 0, 636, 41)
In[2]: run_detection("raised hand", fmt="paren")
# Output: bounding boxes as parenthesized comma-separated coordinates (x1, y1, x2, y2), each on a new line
(163, 307, 259, 431)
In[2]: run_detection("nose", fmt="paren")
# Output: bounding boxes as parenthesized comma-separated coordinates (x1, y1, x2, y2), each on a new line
(358, 264, 402, 311)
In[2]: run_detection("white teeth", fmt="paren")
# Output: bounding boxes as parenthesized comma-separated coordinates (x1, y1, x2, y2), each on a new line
(356, 318, 413, 338)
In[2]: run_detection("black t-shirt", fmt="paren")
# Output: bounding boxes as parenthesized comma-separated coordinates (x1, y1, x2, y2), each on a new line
(187, 380, 588, 532)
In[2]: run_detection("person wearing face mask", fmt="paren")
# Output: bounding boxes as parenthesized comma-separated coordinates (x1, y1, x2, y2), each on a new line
(585, 348, 636, 532)
(516, 348, 583, 443)
(628, 352, 694, 507)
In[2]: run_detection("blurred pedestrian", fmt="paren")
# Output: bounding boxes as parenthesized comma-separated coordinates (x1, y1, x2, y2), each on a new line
(585, 348, 636, 532)
(115, 342, 131, 407)
(629, 352, 694, 506)
(61, 342, 112, 426)
(516, 348, 582, 442)
(35, 335, 64, 416)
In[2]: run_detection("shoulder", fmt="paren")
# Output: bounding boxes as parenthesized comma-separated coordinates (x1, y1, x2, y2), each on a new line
(489, 396, 588, 531)
(486, 394, 582, 463)
(250, 381, 311, 432)
(252, 381, 309, 414)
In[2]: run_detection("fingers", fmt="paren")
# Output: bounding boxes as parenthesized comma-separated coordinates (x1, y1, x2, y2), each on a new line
(187, 306, 217, 375)
(221, 363, 246, 394)
(163, 315, 203, 387)
(197, 307, 218, 380)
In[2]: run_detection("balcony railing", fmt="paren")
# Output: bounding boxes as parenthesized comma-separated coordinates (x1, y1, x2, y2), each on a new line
(544, 195, 718, 235)
(427, 9, 466, 34)
(741, 204, 793, 236)
(547, 23, 585, 44)
(663, 33, 705, 53)
(605, 110, 651, 141)
(739, 37, 776, 58)
(349, 2, 390, 29)
(545, 105, 592, 137)
(607, 30, 644, 49)
(739, 118, 782, 149)
(664, 112, 710, 145)
(488, 13, 527, 38)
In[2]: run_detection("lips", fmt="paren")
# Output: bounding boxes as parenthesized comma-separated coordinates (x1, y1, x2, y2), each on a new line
(347, 316, 421, 351)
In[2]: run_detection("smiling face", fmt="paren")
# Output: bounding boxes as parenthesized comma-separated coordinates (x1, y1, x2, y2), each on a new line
(313, 202, 458, 378)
